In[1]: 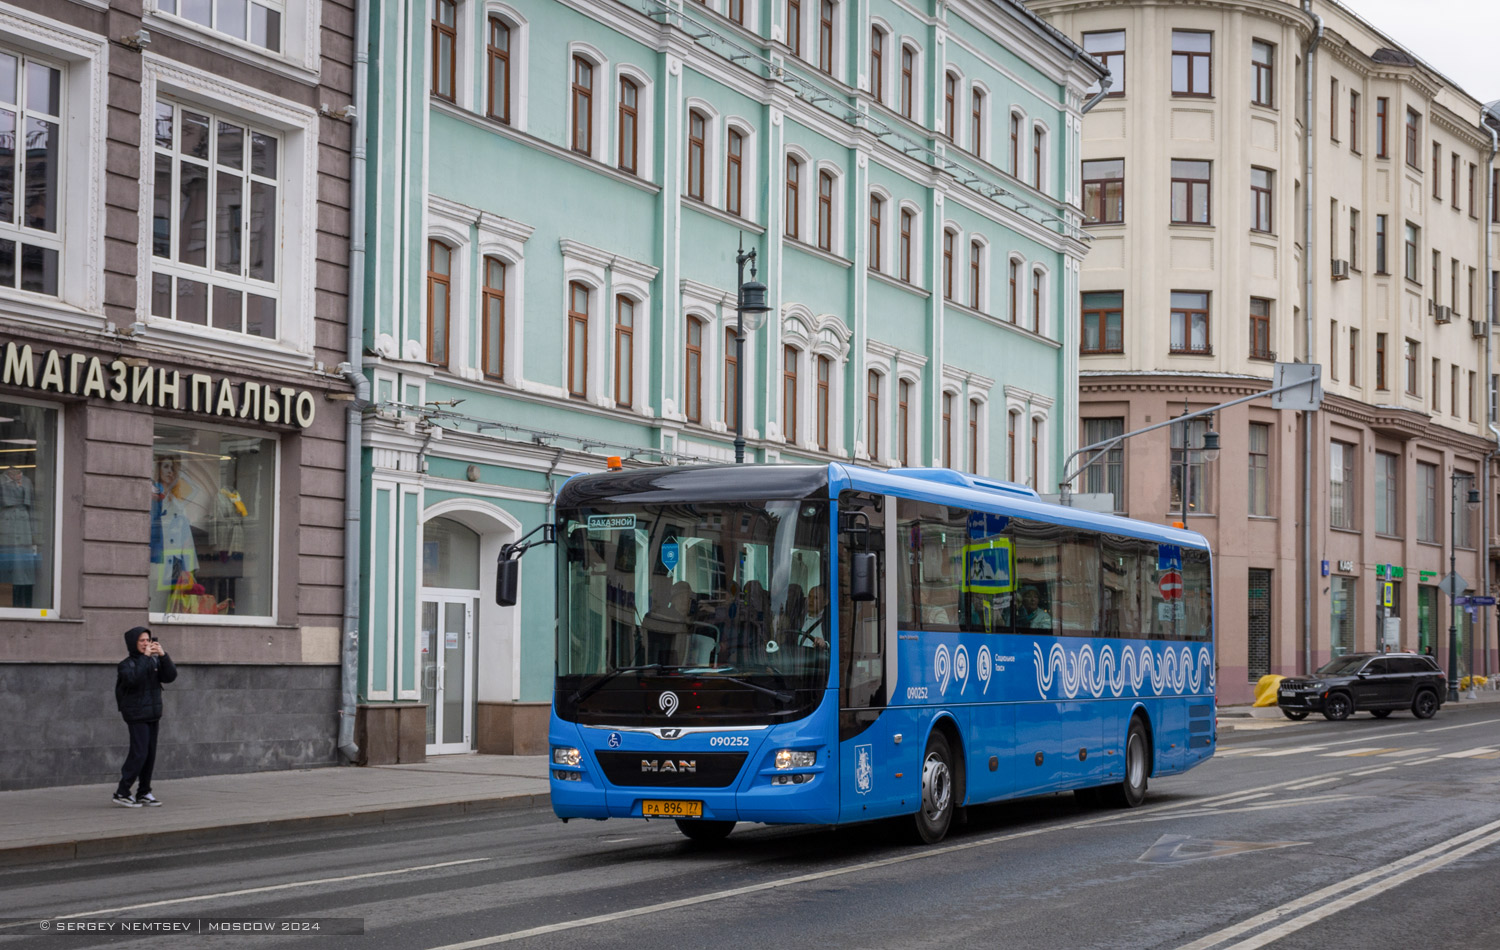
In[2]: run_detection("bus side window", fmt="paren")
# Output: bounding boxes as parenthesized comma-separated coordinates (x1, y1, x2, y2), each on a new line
(896, 499, 964, 632)
(1009, 519, 1060, 635)
(1183, 548, 1212, 642)
(839, 492, 885, 709)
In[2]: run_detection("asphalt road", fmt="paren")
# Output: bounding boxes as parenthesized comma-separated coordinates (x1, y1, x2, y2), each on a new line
(4, 705, 1498, 950)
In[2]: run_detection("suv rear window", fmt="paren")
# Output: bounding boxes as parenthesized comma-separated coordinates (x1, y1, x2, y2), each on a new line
(1393, 656, 1439, 674)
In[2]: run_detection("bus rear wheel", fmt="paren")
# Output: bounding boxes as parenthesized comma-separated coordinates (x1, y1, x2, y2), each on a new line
(676, 819, 735, 842)
(1102, 718, 1149, 808)
(910, 732, 955, 844)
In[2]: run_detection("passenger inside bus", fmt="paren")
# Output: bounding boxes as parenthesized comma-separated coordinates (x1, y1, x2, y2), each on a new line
(1013, 586, 1053, 629)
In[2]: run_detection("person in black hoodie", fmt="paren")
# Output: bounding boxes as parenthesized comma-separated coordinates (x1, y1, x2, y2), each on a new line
(113, 626, 177, 807)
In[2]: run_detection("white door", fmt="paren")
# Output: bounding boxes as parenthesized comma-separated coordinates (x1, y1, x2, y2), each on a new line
(421, 594, 474, 754)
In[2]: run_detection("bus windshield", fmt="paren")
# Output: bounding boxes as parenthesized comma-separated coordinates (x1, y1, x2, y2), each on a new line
(556, 499, 830, 725)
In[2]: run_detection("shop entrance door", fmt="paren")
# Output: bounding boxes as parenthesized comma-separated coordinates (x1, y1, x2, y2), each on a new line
(421, 595, 474, 754)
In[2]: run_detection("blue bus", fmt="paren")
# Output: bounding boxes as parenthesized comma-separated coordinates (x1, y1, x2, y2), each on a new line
(504, 463, 1215, 843)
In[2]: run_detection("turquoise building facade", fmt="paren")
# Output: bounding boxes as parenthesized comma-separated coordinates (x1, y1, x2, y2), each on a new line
(356, 0, 1103, 756)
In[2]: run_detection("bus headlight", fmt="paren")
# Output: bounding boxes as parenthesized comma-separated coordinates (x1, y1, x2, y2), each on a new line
(552, 746, 582, 767)
(774, 749, 817, 770)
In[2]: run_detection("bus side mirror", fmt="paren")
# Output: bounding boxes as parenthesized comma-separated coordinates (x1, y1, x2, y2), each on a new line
(496, 558, 520, 606)
(850, 551, 877, 602)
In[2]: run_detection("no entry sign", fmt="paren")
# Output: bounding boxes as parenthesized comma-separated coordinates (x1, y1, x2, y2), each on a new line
(1159, 570, 1184, 602)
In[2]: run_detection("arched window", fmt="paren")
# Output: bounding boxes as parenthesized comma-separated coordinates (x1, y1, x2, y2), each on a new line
(724, 327, 739, 430)
(816, 355, 831, 450)
(943, 228, 956, 299)
(783, 345, 799, 442)
(618, 77, 639, 174)
(726, 127, 744, 216)
(432, 0, 457, 102)
(1030, 416, 1042, 487)
(1031, 268, 1043, 332)
(1007, 408, 1019, 480)
(487, 16, 511, 122)
(567, 280, 589, 397)
(897, 378, 911, 465)
(481, 256, 505, 380)
(687, 109, 707, 201)
(785, 155, 802, 239)
(615, 296, 635, 407)
(571, 55, 594, 154)
(870, 26, 886, 103)
(427, 240, 451, 366)
(818, 0, 835, 74)
(899, 208, 914, 282)
(900, 45, 916, 119)
(968, 240, 982, 310)
(817, 169, 834, 250)
(867, 371, 881, 458)
(1032, 125, 1044, 189)
(942, 392, 954, 467)
(945, 71, 958, 140)
(786, 0, 802, 58)
(1008, 258, 1019, 323)
(685, 316, 703, 422)
(868, 194, 884, 271)
(1009, 112, 1021, 176)
(970, 400, 982, 473)
(970, 87, 984, 158)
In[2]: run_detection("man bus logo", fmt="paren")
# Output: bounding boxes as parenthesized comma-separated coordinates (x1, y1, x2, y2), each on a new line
(659, 691, 679, 717)
(641, 759, 696, 773)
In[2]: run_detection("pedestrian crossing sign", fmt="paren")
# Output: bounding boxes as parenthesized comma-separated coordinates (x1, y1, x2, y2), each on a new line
(963, 539, 1014, 594)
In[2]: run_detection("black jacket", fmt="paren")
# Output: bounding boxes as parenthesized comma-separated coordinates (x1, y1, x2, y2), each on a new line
(116, 628, 177, 723)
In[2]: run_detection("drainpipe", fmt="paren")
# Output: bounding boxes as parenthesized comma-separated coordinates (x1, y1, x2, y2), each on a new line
(1081, 75, 1113, 115)
(1483, 106, 1499, 680)
(337, 0, 372, 764)
(1302, 2, 1324, 676)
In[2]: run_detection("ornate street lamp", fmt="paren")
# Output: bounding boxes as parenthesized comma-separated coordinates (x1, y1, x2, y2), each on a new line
(733, 247, 770, 464)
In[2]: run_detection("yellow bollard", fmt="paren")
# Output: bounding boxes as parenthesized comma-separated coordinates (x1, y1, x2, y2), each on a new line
(1253, 674, 1286, 707)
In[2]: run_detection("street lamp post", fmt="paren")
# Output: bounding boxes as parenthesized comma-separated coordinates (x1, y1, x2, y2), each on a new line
(1174, 405, 1219, 526)
(733, 247, 770, 464)
(1448, 472, 1481, 702)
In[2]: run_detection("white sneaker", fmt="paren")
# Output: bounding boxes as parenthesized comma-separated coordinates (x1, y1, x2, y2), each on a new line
(135, 793, 162, 807)
(112, 793, 142, 808)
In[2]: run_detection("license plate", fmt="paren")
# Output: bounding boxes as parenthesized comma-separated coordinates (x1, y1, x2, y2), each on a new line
(1279, 691, 1295, 698)
(642, 799, 703, 817)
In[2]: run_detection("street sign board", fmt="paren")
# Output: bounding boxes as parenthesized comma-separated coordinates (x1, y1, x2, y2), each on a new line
(1453, 596, 1470, 606)
(1439, 572, 1467, 598)
(1382, 582, 1393, 607)
(1159, 570, 1184, 602)
(1271, 362, 1324, 412)
(1468, 595, 1497, 606)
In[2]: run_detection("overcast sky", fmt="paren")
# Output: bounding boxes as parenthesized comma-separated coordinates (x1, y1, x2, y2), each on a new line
(1338, 0, 1499, 105)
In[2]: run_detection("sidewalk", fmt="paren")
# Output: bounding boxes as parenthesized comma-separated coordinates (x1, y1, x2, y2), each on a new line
(1217, 683, 1500, 724)
(0, 755, 550, 869)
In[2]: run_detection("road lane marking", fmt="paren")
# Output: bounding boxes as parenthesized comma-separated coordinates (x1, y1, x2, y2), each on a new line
(1213, 747, 1266, 756)
(1402, 756, 1447, 766)
(1438, 747, 1498, 758)
(1376, 747, 1436, 758)
(1248, 745, 1326, 757)
(1476, 752, 1500, 759)
(1174, 818, 1500, 950)
(1283, 777, 1341, 790)
(1421, 717, 1500, 733)
(1349, 766, 1397, 776)
(1320, 747, 1403, 757)
(0, 858, 490, 930)
(1203, 792, 1273, 808)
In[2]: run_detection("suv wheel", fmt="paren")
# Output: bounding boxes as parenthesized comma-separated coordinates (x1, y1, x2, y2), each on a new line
(1322, 692, 1353, 721)
(1281, 708, 1309, 721)
(1370, 709, 1392, 719)
(1412, 689, 1440, 720)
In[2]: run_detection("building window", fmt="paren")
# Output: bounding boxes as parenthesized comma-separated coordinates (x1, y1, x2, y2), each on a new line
(866, 371, 880, 458)
(723, 327, 738, 431)
(684, 316, 703, 423)
(0, 400, 57, 613)
(1376, 97, 1388, 158)
(945, 72, 957, 141)
(1171, 417, 1212, 514)
(1030, 268, 1042, 331)
(1250, 167, 1273, 232)
(1405, 108, 1419, 168)
(899, 208, 914, 282)
(968, 241, 982, 310)
(900, 45, 915, 119)
(1451, 153, 1460, 209)
(487, 17, 511, 123)
(1330, 320, 1339, 380)
(725, 127, 742, 215)
(897, 379, 911, 466)
(432, 0, 456, 101)
(686, 110, 706, 201)
(1375, 332, 1387, 390)
(567, 281, 588, 397)
(1349, 328, 1360, 386)
(482, 257, 505, 381)
(1329, 441, 1355, 528)
(0, 51, 59, 296)
(1171, 160, 1211, 224)
(942, 392, 954, 467)
(868, 194, 884, 271)
(1006, 409, 1017, 480)
(1081, 291, 1123, 354)
(426, 240, 450, 365)
(785, 156, 801, 239)
(615, 80, 641, 174)
(150, 423, 276, 619)
(1029, 417, 1041, 488)
(785, 0, 801, 58)
(942, 229, 955, 300)
(1247, 568, 1272, 680)
(1031, 126, 1044, 189)
(783, 345, 798, 443)
(1248, 422, 1270, 516)
(1456, 473, 1475, 548)
(1249, 297, 1272, 360)
(1330, 576, 1356, 656)
(1348, 208, 1359, 270)
(1375, 451, 1399, 536)
(571, 56, 593, 154)
(1009, 112, 1021, 176)
(1417, 462, 1438, 542)
(1404, 222, 1419, 282)
(869, 26, 885, 103)
(151, 101, 280, 335)
(970, 88, 984, 157)
(1250, 40, 1273, 107)
(1432, 142, 1442, 198)
(1469, 371, 1477, 422)
(1451, 365, 1458, 415)
(1082, 159, 1124, 224)
(818, 0, 834, 74)
(1083, 31, 1125, 96)
(1432, 357, 1441, 412)
(614, 296, 634, 408)
(1082, 417, 1125, 512)
(1171, 30, 1212, 96)
(1170, 291, 1210, 354)
(816, 356, 831, 451)
(1375, 214, 1388, 274)
(1468, 164, 1477, 217)
(816, 169, 833, 250)
(728, 0, 744, 23)
(162, 0, 284, 51)
(1005, 257, 1020, 322)
(1349, 91, 1359, 151)
(969, 400, 980, 473)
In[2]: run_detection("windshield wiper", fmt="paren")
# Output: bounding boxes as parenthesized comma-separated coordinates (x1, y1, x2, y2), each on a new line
(708, 673, 794, 703)
(570, 664, 679, 704)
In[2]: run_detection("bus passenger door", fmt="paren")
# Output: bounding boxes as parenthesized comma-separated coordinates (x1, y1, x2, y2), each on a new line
(836, 493, 901, 822)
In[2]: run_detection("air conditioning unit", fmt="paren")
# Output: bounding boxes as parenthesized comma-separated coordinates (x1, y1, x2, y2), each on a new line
(1471, 319, 1487, 340)
(1435, 305, 1452, 324)
(1330, 259, 1350, 280)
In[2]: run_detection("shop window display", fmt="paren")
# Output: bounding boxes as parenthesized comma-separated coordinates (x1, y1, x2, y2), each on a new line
(0, 400, 56, 611)
(151, 424, 274, 618)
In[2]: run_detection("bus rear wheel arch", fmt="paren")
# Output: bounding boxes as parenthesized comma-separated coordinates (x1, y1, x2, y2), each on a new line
(1101, 714, 1150, 808)
(910, 724, 963, 844)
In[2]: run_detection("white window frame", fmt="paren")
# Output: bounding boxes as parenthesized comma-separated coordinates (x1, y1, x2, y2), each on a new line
(943, 65, 965, 145)
(143, 0, 317, 76)
(867, 184, 893, 274)
(969, 80, 990, 161)
(566, 42, 610, 164)
(896, 200, 922, 283)
(683, 97, 720, 206)
(784, 144, 814, 243)
(1008, 107, 1026, 178)
(966, 235, 989, 311)
(608, 257, 656, 415)
(1030, 264, 1050, 335)
(472, 210, 534, 386)
(862, 362, 888, 463)
(724, 117, 758, 221)
(867, 17, 893, 105)
(1031, 120, 1050, 191)
(482, 3, 530, 131)
(897, 38, 923, 123)
(137, 57, 318, 367)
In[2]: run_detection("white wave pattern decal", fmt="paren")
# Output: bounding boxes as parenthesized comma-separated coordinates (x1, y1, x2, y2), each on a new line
(1032, 642, 1215, 699)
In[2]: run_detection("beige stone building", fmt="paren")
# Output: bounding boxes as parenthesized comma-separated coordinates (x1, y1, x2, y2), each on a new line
(1032, 0, 1500, 703)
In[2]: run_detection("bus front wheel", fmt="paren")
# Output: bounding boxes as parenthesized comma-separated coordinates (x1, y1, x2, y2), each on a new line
(676, 819, 735, 842)
(910, 732, 955, 844)
(1103, 718, 1149, 808)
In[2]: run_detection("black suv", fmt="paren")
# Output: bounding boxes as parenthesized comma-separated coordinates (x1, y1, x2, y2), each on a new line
(1276, 653, 1446, 721)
